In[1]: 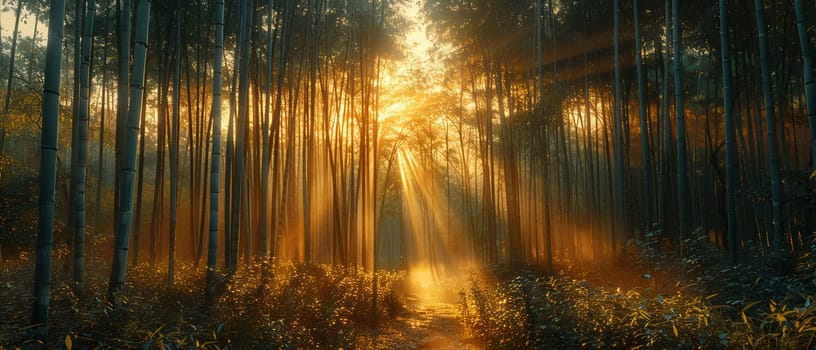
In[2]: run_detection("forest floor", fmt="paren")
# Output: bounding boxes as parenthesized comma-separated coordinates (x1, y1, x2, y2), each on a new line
(1, 239, 815, 349)
(362, 295, 476, 349)
(362, 232, 816, 349)
(2, 218, 816, 348)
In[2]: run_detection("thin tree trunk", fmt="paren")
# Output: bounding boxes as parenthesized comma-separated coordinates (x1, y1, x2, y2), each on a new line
(96, 35, 109, 230)
(720, 0, 739, 264)
(150, 81, 167, 264)
(633, 0, 652, 231)
(132, 85, 147, 265)
(73, 0, 96, 294)
(673, 0, 690, 241)
(31, 0, 67, 341)
(230, 0, 253, 272)
(224, 52, 236, 273)
(258, 0, 274, 286)
(0, 0, 5, 158)
(659, 0, 673, 231)
(68, 0, 83, 273)
(613, 0, 626, 253)
(109, 0, 151, 306)
(754, 0, 784, 254)
(29, 6, 40, 84)
(3, 0, 24, 114)
(115, 0, 131, 247)
(795, 0, 816, 171)
(206, 0, 225, 306)
(168, 0, 182, 285)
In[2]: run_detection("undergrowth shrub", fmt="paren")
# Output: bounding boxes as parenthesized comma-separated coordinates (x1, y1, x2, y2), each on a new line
(219, 262, 405, 349)
(0, 258, 405, 349)
(459, 270, 816, 349)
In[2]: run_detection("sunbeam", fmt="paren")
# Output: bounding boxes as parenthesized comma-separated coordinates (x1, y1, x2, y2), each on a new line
(397, 147, 479, 302)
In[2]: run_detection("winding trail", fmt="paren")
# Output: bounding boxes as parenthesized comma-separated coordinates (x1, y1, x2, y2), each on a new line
(362, 263, 679, 349)
(367, 294, 478, 349)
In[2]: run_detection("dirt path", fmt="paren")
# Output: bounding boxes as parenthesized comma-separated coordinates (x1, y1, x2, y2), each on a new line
(363, 294, 479, 349)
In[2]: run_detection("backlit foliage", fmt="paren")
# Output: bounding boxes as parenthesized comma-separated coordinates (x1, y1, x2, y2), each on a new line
(0, 256, 405, 348)
(459, 268, 816, 349)
(460, 274, 816, 349)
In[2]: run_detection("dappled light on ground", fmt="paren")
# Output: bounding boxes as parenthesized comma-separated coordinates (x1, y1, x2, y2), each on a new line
(406, 262, 478, 304)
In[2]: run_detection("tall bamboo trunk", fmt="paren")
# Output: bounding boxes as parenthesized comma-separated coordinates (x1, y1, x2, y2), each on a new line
(230, 0, 253, 272)
(168, 0, 182, 284)
(72, 0, 96, 293)
(795, 0, 816, 237)
(206, 0, 225, 306)
(114, 0, 131, 239)
(754, 0, 784, 254)
(633, 0, 653, 231)
(673, 0, 690, 241)
(109, 0, 151, 306)
(31, 0, 67, 341)
(96, 33, 109, 231)
(613, 0, 626, 254)
(795, 0, 816, 173)
(720, 0, 739, 264)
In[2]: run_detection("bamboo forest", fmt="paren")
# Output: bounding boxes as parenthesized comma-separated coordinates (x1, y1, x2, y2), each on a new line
(2, 0, 816, 348)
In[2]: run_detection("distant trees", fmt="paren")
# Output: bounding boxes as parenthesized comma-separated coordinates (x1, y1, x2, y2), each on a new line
(417, 0, 816, 265)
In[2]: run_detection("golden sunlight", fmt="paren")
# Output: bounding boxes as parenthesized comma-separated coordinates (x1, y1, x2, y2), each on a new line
(397, 147, 478, 303)
(376, 1, 444, 127)
(564, 92, 607, 135)
(400, 1, 435, 61)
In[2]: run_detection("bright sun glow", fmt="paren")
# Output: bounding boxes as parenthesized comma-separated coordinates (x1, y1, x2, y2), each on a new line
(376, 2, 448, 126)
(401, 2, 435, 61)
